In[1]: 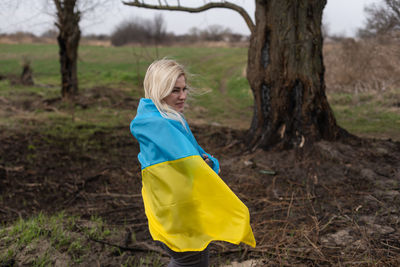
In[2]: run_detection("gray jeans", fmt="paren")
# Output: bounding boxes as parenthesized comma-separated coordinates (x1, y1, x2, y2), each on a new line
(161, 243, 209, 267)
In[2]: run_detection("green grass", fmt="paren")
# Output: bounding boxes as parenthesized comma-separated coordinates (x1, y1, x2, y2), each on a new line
(0, 43, 253, 131)
(0, 42, 399, 139)
(0, 212, 114, 265)
(329, 89, 400, 139)
(0, 212, 168, 266)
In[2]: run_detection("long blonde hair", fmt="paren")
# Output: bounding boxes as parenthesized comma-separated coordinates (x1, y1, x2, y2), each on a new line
(143, 59, 187, 124)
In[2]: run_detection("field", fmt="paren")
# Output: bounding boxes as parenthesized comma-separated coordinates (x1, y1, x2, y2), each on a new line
(0, 41, 400, 266)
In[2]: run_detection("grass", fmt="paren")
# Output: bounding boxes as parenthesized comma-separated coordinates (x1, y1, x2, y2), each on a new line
(328, 88, 400, 140)
(0, 212, 76, 264)
(0, 42, 399, 265)
(1, 42, 398, 139)
(0, 212, 168, 266)
(0, 212, 121, 266)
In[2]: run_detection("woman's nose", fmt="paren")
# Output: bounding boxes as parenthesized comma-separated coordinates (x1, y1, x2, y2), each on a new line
(179, 90, 187, 100)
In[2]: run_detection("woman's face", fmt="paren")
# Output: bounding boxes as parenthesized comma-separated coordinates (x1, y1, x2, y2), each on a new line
(163, 74, 187, 112)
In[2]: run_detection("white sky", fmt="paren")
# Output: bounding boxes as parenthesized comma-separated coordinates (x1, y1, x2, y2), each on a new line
(0, 0, 382, 37)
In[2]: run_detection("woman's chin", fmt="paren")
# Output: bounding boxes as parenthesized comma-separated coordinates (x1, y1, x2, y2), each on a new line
(175, 105, 185, 112)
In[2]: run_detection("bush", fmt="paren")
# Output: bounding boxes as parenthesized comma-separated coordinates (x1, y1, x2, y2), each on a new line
(111, 14, 167, 46)
(183, 25, 247, 43)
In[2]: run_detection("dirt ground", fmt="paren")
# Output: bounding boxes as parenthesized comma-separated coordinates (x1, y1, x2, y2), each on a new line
(1, 90, 400, 266)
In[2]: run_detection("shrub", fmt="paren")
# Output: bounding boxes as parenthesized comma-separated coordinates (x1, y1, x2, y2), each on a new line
(111, 14, 167, 46)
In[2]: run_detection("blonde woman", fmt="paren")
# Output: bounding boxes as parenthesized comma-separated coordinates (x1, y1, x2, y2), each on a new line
(130, 59, 255, 267)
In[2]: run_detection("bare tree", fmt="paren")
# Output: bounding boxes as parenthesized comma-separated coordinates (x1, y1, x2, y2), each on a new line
(50, 0, 112, 99)
(149, 13, 167, 57)
(110, 14, 168, 46)
(2, 0, 112, 98)
(54, 0, 81, 99)
(123, 0, 347, 150)
(151, 13, 167, 45)
(111, 18, 150, 46)
(199, 25, 231, 41)
(358, 0, 400, 38)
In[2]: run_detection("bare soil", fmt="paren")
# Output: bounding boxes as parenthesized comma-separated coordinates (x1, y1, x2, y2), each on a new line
(1, 90, 400, 266)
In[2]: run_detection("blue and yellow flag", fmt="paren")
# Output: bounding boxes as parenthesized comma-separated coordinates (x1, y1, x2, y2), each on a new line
(130, 98, 256, 252)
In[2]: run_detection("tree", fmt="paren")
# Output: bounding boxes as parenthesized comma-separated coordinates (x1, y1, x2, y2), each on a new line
(123, 0, 347, 150)
(358, 0, 400, 38)
(151, 14, 167, 45)
(110, 14, 168, 46)
(111, 18, 152, 46)
(0, 0, 81, 98)
(202, 25, 231, 41)
(51, 0, 112, 99)
(54, 0, 81, 99)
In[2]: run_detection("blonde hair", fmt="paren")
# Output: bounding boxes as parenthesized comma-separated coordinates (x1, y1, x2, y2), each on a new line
(143, 59, 188, 124)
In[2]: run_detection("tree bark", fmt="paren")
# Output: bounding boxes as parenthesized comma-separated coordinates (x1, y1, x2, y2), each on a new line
(247, 0, 346, 150)
(55, 0, 81, 99)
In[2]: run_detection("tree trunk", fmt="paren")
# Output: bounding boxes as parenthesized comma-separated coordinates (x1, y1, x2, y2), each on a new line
(247, 0, 346, 150)
(55, 0, 81, 99)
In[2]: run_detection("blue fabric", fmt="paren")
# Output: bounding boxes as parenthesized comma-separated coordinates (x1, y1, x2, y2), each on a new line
(130, 98, 219, 173)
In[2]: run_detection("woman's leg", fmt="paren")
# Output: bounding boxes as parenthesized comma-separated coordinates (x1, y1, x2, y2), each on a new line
(161, 243, 209, 267)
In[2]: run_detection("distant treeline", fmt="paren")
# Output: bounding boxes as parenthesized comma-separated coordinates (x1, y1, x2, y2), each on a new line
(2, 15, 249, 46)
(4, 0, 400, 47)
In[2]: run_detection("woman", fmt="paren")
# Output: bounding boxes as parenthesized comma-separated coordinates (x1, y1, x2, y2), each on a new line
(130, 59, 255, 267)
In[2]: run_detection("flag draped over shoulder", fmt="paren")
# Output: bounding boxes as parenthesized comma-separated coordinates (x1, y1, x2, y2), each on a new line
(130, 98, 256, 252)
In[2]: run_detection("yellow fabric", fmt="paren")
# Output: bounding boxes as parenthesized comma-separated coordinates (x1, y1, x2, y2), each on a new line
(141, 155, 256, 252)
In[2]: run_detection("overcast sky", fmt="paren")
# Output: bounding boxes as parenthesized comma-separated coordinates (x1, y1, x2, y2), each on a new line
(0, 0, 382, 37)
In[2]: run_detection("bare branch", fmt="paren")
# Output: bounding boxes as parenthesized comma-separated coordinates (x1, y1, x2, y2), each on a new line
(358, 0, 400, 37)
(385, 0, 400, 19)
(122, 0, 255, 33)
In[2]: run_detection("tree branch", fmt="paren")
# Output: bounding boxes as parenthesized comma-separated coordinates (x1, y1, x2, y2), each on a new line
(386, 0, 400, 20)
(122, 0, 255, 34)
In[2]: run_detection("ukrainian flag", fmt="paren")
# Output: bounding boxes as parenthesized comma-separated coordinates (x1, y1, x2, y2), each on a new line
(130, 98, 256, 252)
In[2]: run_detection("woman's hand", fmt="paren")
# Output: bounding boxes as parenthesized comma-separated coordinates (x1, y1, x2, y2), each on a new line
(202, 154, 213, 168)
(203, 154, 220, 174)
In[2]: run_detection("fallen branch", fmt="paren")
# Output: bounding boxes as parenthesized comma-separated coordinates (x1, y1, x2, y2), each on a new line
(89, 237, 168, 256)
(85, 192, 141, 198)
(75, 224, 168, 256)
